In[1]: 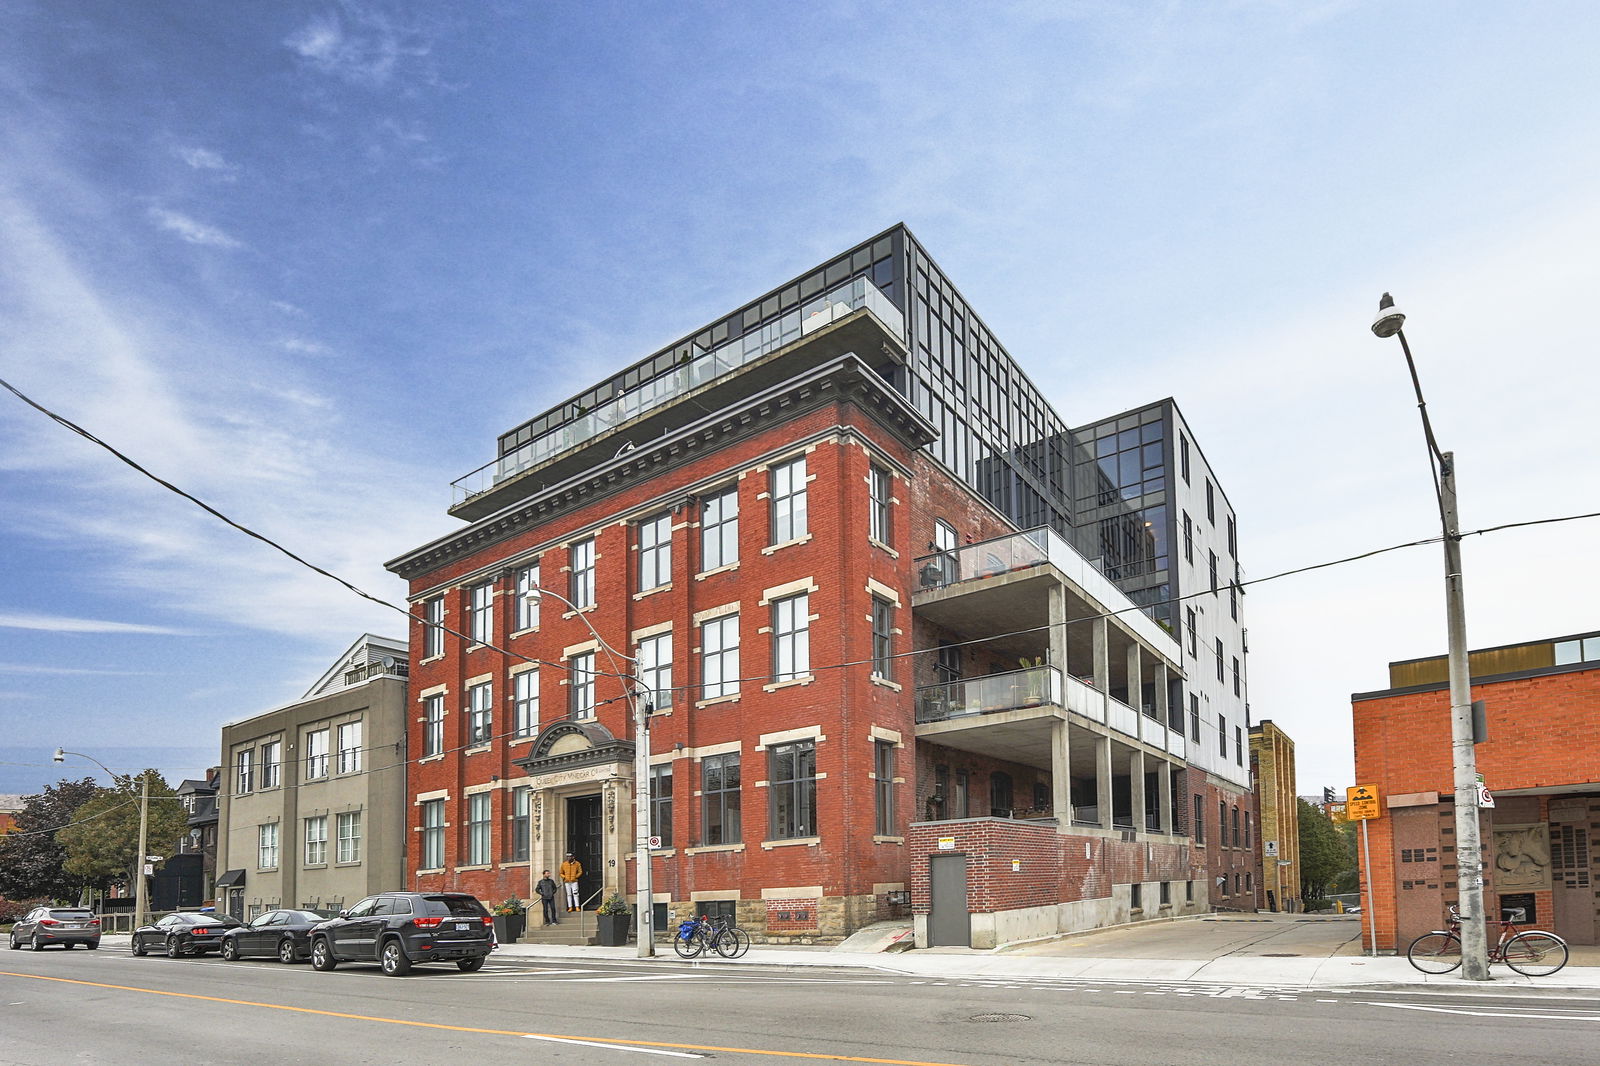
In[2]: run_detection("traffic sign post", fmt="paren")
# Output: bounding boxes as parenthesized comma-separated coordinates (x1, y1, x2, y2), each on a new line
(1346, 785, 1381, 956)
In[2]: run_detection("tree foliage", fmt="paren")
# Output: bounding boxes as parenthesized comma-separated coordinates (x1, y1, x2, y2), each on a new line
(57, 771, 188, 890)
(1299, 798, 1355, 905)
(0, 777, 106, 902)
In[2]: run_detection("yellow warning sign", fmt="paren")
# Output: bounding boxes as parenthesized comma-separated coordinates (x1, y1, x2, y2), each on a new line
(1346, 784, 1381, 820)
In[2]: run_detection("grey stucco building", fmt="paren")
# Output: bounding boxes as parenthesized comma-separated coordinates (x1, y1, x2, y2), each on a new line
(215, 634, 409, 919)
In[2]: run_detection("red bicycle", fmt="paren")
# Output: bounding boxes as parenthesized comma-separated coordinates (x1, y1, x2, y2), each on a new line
(1407, 906, 1568, 976)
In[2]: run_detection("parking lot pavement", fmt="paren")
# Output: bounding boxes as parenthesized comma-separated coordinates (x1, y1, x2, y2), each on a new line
(1006, 911, 1366, 960)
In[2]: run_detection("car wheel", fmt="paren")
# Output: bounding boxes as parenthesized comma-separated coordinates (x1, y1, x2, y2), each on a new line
(379, 939, 411, 976)
(165, 935, 182, 959)
(456, 956, 485, 973)
(221, 939, 240, 961)
(278, 938, 299, 964)
(131, 936, 147, 957)
(31, 933, 43, 951)
(86, 941, 99, 950)
(310, 938, 337, 972)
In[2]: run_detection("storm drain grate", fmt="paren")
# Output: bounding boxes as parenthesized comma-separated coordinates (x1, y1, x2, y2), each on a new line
(968, 1013, 1031, 1023)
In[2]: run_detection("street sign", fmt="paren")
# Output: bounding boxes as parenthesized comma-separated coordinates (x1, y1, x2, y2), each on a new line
(1264, 840, 1278, 857)
(1346, 784, 1381, 820)
(937, 837, 956, 850)
(146, 855, 164, 862)
(142, 863, 154, 876)
(1476, 774, 1495, 808)
(647, 835, 662, 849)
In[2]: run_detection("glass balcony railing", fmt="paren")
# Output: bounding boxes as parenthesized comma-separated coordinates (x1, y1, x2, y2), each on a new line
(915, 667, 1062, 723)
(452, 277, 905, 503)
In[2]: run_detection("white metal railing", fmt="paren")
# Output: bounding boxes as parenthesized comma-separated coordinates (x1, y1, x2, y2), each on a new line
(1107, 695, 1139, 738)
(1062, 674, 1105, 723)
(453, 278, 904, 502)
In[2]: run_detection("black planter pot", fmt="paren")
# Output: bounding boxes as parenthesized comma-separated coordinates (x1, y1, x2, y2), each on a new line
(596, 913, 631, 946)
(493, 914, 525, 943)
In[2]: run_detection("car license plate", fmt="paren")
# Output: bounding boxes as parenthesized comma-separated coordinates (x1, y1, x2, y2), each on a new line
(455, 922, 470, 930)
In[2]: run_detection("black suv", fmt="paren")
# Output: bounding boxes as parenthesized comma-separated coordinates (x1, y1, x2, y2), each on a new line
(308, 892, 493, 976)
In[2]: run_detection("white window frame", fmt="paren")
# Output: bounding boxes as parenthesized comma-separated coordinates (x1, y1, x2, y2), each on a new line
(515, 565, 541, 631)
(336, 720, 362, 774)
(513, 670, 539, 738)
(305, 728, 329, 779)
(636, 633, 672, 711)
(259, 740, 281, 790)
(235, 749, 254, 796)
(700, 487, 739, 570)
(467, 793, 491, 865)
(423, 597, 444, 658)
(637, 512, 672, 590)
(869, 464, 892, 544)
(257, 822, 278, 869)
(770, 457, 808, 543)
(570, 537, 596, 609)
(569, 651, 596, 719)
(772, 593, 810, 682)
(468, 682, 493, 745)
(304, 815, 327, 866)
(423, 694, 445, 756)
(421, 799, 445, 869)
(336, 811, 361, 864)
(470, 582, 495, 645)
(700, 614, 740, 700)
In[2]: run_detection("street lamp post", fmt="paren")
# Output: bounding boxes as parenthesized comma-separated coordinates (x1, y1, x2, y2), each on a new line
(54, 748, 150, 933)
(525, 587, 655, 958)
(1371, 294, 1490, 981)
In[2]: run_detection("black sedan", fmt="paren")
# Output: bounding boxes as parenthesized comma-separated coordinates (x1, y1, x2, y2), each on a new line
(219, 909, 338, 963)
(130, 912, 241, 957)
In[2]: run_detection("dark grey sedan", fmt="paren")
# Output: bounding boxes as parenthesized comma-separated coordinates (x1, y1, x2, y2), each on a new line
(8, 907, 101, 950)
(130, 912, 241, 957)
(219, 909, 338, 963)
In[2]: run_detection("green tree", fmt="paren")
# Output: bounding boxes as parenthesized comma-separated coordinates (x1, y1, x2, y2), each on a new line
(57, 771, 188, 893)
(0, 777, 106, 902)
(1298, 798, 1354, 907)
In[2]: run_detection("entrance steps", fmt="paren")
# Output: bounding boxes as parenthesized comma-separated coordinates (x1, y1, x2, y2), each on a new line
(516, 916, 597, 947)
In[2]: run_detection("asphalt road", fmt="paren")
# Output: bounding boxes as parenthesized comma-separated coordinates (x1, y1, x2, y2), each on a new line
(4, 941, 1598, 1066)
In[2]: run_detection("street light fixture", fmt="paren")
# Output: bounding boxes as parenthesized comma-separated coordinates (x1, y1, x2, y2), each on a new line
(1370, 293, 1490, 981)
(523, 587, 655, 958)
(55, 748, 151, 934)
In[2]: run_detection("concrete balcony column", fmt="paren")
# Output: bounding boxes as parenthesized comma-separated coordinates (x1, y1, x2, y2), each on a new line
(1050, 719, 1072, 827)
(1127, 642, 1143, 713)
(1092, 615, 1109, 695)
(1154, 661, 1169, 727)
(1094, 734, 1112, 829)
(1157, 758, 1174, 833)
(1048, 584, 1069, 677)
(1130, 747, 1146, 832)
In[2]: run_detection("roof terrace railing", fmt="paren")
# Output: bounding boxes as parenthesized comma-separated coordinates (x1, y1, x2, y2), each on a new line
(451, 277, 904, 504)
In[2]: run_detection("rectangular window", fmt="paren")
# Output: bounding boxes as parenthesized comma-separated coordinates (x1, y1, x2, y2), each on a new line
(871, 597, 894, 681)
(1232, 657, 1241, 697)
(569, 537, 596, 609)
(1229, 581, 1239, 621)
(569, 651, 596, 719)
(1231, 806, 1240, 846)
(702, 752, 741, 845)
(700, 615, 740, 700)
(1219, 799, 1228, 846)
(510, 786, 531, 861)
(336, 811, 361, 864)
(1219, 714, 1228, 757)
(1206, 479, 1215, 524)
(769, 740, 817, 840)
(1244, 811, 1252, 847)
(650, 765, 673, 847)
(421, 799, 445, 870)
(422, 695, 445, 757)
(1226, 514, 1237, 558)
(513, 671, 539, 738)
(874, 739, 895, 836)
(1215, 638, 1225, 682)
(1189, 693, 1200, 741)
(700, 487, 739, 571)
(636, 633, 672, 711)
(515, 565, 540, 631)
(772, 593, 810, 682)
(466, 793, 490, 865)
(337, 720, 362, 774)
(637, 512, 671, 590)
(257, 823, 278, 869)
(305, 729, 329, 779)
(468, 682, 493, 744)
(235, 749, 254, 796)
(1185, 607, 1197, 657)
(1235, 726, 1245, 766)
(259, 740, 281, 790)
(470, 581, 494, 645)
(1192, 793, 1204, 843)
(869, 464, 892, 544)
(423, 597, 444, 658)
(770, 456, 808, 543)
(304, 815, 327, 865)
(1209, 550, 1218, 594)
(1180, 432, 1190, 484)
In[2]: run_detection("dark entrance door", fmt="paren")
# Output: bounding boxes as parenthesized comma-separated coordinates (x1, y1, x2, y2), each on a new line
(929, 853, 970, 947)
(566, 794, 603, 909)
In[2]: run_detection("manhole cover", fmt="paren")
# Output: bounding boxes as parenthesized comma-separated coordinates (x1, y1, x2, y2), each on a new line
(969, 1013, 1030, 1023)
(1261, 953, 1300, 957)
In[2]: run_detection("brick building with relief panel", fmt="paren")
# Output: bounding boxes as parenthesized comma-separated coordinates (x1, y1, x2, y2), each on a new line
(386, 226, 1256, 946)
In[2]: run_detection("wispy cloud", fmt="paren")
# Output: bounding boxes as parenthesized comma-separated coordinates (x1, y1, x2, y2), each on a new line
(175, 146, 238, 177)
(148, 207, 241, 249)
(0, 611, 195, 636)
(279, 336, 332, 356)
(0, 663, 160, 676)
(285, 4, 434, 88)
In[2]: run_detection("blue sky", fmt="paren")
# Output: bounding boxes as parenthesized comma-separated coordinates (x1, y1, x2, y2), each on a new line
(3, 1, 1598, 797)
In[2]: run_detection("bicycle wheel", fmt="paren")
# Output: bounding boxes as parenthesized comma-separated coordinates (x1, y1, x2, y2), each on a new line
(714, 927, 751, 959)
(672, 926, 703, 959)
(1503, 932, 1568, 977)
(1407, 932, 1463, 973)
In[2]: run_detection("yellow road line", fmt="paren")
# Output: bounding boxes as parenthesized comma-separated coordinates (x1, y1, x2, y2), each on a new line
(1, 970, 971, 1065)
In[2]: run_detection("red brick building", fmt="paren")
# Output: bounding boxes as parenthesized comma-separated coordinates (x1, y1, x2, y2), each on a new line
(386, 228, 1252, 945)
(1352, 630, 1600, 950)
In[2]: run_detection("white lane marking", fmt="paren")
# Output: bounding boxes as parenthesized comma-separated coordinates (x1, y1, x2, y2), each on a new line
(1366, 1002, 1600, 1022)
(1317, 999, 1339, 1004)
(522, 1033, 703, 1057)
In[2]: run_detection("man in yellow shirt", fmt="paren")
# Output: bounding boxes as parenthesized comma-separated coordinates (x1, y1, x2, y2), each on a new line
(559, 852, 583, 912)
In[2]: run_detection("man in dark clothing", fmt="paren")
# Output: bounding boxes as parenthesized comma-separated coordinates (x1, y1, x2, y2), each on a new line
(535, 870, 560, 925)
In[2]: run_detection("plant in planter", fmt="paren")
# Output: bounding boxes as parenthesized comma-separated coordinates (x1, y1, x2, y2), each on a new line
(1018, 656, 1047, 704)
(595, 893, 632, 946)
(491, 897, 526, 943)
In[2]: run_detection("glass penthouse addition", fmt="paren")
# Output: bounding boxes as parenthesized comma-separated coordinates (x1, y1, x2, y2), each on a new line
(450, 225, 1077, 535)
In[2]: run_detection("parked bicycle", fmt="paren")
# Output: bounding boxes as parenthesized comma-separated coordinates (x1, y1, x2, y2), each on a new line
(1407, 905, 1568, 976)
(673, 914, 751, 959)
